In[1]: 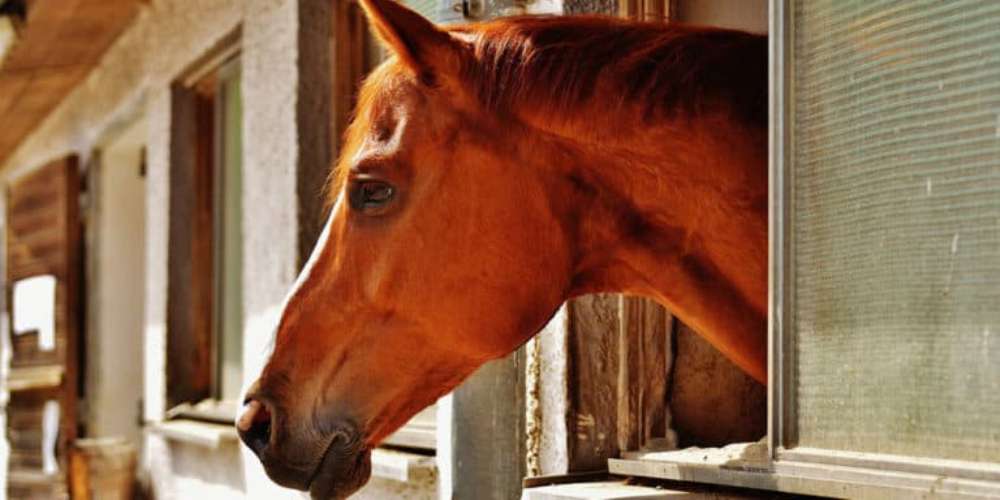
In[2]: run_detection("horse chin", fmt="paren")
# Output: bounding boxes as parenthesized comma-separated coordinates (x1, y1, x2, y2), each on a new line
(308, 443, 372, 499)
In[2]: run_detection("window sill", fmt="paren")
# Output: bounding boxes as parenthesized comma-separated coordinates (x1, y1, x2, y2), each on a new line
(149, 421, 435, 483)
(165, 399, 239, 425)
(523, 479, 771, 499)
(370, 448, 436, 483)
(151, 419, 239, 449)
(608, 440, 1000, 499)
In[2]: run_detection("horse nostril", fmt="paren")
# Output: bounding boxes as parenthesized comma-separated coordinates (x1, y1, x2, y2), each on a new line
(237, 399, 273, 457)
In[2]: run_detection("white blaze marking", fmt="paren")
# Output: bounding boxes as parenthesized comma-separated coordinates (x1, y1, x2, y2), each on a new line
(262, 194, 343, 363)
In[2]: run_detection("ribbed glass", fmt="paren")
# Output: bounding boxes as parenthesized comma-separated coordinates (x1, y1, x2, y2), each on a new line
(790, 0, 1000, 462)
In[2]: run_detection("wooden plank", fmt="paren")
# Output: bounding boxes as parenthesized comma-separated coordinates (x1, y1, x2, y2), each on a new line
(7, 185, 61, 215)
(9, 225, 63, 259)
(566, 294, 621, 472)
(9, 331, 64, 368)
(166, 85, 214, 406)
(5, 156, 82, 498)
(7, 204, 60, 238)
(331, 0, 371, 146)
(617, 296, 672, 452)
(618, 0, 675, 20)
(6, 392, 54, 472)
(7, 470, 68, 500)
(564, 294, 674, 472)
(668, 323, 765, 448)
(7, 366, 64, 392)
(296, 0, 334, 265)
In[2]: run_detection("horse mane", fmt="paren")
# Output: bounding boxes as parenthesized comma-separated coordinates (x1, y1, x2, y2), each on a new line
(327, 15, 766, 208)
(452, 15, 767, 127)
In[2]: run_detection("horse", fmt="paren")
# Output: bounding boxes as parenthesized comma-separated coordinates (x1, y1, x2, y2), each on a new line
(237, 0, 767, 497)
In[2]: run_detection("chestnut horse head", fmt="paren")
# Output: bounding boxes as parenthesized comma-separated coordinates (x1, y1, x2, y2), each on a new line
(238, 0, 768, 497)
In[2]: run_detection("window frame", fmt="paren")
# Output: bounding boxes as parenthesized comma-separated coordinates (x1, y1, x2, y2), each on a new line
(164, 36, 244, 424)
(607, 1, 1000, 497)
(768, 0, 1000, 487)
(209, 56, 244, 405)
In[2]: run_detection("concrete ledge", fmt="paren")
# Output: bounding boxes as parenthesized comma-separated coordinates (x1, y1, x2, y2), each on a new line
(151, 420, 239, 449)
(523, 480, 721, 500)
(150, 422, 435, 484)
(370, 448, 436, 483)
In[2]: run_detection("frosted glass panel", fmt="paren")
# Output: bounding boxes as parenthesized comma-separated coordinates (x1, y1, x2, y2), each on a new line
(790, 0, 1000, 462)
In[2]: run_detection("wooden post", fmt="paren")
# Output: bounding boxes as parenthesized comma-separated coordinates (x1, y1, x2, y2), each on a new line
(617, 296, 674, 452)
(451, 348, 527, 500)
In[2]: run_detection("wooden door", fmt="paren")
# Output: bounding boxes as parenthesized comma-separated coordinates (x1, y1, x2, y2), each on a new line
(6, 156, 82, 499)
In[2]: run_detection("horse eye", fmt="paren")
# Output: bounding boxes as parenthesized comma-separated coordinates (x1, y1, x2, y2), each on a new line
(349, 180, 396, 214)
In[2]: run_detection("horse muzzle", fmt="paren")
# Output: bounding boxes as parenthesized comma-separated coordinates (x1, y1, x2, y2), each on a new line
(238, 395, 372, 499)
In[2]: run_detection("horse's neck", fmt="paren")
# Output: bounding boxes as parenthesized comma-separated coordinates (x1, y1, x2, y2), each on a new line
(551, 116, 769, 383)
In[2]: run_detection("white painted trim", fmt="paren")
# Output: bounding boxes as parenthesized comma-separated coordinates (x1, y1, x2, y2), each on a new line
(6, 366, 64, 392)
(523, 480, 680, 500)
(151, 419, 240, 449)
(370, 448, 436, 483)
(777, 447, 1000, 484)
(609, 456, 1000, 500)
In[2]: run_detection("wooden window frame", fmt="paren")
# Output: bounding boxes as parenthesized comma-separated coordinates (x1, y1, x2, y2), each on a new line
(607, 2, 1000, 498)
(166, 36, 243, 424)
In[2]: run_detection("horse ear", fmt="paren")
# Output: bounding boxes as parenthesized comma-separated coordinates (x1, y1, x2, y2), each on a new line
(359, 0, 464, 83)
